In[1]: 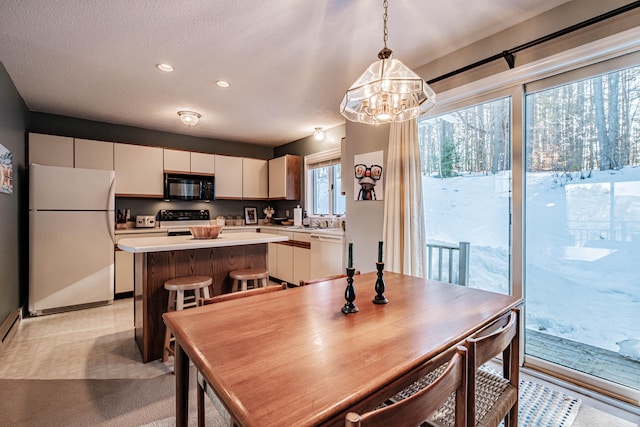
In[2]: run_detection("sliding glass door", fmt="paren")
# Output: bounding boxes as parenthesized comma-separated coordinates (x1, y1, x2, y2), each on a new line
(418, 96, 512, 294)
(524, 58, 640, 392)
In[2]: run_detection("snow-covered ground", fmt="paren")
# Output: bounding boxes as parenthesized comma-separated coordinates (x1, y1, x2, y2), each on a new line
(423, 167, 640, 363)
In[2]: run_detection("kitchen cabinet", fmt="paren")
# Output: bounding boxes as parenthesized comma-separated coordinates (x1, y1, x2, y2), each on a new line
(242, 158, 268, 199)
(75, 138, 114, 170)
(28, 133, 74, 167)
(114, 230, 166, 294)
(114, 143, 164, 197)
(266, 230, 310, 285)
(190, 152, 215, 175)
(214, 155, 243, 199)
(268, 154, 301, 200)
(164, 149, 215, 175)
(292, 232, 311, 285)
(275, 231, 294, 284)
(163, 148, 190, 173)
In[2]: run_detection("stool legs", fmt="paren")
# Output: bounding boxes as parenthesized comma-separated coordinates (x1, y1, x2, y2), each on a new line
(163, 287, 211, 363)
(163, 290, 177, 362)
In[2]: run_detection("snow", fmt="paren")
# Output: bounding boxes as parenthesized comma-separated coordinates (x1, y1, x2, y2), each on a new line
(423, 167, 640, 362)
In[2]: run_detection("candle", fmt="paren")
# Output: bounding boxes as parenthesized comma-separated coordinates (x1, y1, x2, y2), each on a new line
(378, 241, 383, 263)
(348, 241, 353, 268)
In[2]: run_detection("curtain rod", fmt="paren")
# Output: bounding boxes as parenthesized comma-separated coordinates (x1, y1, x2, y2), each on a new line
(427, 0, 640, 85)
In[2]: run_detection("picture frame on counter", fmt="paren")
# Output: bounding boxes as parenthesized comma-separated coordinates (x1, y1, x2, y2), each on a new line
(244, 206, 258, 225)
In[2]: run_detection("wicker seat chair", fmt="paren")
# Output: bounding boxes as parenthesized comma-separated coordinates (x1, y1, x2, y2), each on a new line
(345, 346, 467, 427)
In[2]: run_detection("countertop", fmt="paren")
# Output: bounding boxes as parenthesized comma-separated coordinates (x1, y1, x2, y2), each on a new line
(117, 231, 287, 253)
(114, 224, 345, 236)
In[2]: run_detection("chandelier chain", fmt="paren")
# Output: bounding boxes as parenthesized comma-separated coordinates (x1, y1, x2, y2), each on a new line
(382, 0, 388, 48)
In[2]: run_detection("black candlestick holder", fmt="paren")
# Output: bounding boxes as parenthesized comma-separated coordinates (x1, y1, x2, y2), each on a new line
(341, 267, 358, 314)
(372, 262, 388, 304)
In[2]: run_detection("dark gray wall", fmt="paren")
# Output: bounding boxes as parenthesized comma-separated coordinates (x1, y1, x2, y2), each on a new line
(0, 62, 28, 325)
(30, 112, 273, 159)
(273, 124, 345, 218)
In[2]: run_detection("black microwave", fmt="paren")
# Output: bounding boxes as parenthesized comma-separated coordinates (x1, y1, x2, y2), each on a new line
(163, 173, 215, 201)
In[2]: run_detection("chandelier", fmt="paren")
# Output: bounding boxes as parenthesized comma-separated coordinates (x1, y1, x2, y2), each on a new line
(340, 0, 436, 124)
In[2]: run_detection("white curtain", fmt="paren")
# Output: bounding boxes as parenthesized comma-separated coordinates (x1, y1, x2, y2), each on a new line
(382, 118, 426, 277)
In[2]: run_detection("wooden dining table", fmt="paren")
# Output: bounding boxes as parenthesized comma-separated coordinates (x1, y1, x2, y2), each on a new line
(163, 271, 523, 427)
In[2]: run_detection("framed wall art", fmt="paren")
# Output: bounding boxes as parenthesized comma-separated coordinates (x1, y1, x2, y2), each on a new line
(244, 206, 258, 225)
(0, 143, 13, 195)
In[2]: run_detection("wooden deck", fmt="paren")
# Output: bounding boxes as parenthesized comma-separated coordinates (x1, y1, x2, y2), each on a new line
(526, 329, 639, 389)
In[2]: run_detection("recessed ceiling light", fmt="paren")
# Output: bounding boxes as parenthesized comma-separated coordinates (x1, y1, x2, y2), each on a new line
(177, 111, 201, 126)
(216, 80, 230, 88)
(156, 63, 174, 72)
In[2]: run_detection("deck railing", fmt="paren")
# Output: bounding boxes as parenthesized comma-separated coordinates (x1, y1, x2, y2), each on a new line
(426, 241, 470, 286)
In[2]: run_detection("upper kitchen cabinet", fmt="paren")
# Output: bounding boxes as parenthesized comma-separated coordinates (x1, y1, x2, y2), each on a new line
(28, 133, 74, 167)
(214, 155, 243, 199)
(268, 154, 300, 200)
(190, 152, 215, 175)
(114, 143, 164, 197)
(75, 139, 114, 170)
(164, 149, 215, 175)
(163, 148, 190, 173)
(242, 158, 268, 199)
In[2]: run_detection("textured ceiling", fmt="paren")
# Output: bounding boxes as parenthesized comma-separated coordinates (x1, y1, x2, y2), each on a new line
(0, 0, 573, 146)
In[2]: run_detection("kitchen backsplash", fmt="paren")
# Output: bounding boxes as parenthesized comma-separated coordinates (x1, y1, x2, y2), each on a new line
(115, 198, 297, 224)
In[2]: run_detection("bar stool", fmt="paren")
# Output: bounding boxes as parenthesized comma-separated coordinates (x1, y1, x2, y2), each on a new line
(163, 275, 213, 362)
(229, 268, 269, 292)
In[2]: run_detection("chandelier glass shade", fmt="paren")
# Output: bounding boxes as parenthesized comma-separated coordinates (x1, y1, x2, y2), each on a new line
(340, 1, 436, 124)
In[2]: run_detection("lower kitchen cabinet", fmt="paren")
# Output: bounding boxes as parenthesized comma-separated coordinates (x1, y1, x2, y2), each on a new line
(115, 231, 166, 295)
(293, 232, 311, 285)
(115, 250, 134, 294)
(267, 230, 310, 286)
(276, 231, 294, 284)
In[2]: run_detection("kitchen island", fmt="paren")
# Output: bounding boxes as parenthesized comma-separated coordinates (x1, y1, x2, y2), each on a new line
(118, 231, 288, 362)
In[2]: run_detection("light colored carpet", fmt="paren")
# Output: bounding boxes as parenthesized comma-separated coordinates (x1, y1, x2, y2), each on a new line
(0, 299, 171, 380)
(1, 299, 637, 426)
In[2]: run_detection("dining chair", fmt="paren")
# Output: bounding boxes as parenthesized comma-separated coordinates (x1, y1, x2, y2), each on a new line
(390, 309, 519, 427)
(299, 270, 360, 286)
(465, 308, 520, 427)
(345, 346, 467, 427)
(196, 283, 287, 427)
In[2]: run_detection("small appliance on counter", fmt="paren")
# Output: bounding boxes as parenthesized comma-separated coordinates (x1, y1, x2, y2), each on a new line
(136, 215, 156, 228)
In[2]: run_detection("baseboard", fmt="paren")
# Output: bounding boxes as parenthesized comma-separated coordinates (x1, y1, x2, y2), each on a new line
(0, 307, 22, 348)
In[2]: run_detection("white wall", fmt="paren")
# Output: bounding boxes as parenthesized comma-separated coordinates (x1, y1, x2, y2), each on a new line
(343, 122, 389, 273)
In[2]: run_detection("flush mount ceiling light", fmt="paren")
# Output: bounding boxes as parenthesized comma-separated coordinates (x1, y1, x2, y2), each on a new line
(216, 80, 230, 88)
(313, 127, 325, 141)
(177, 111, 201, 126)
(156, 63, 174, 72)
(340, 0, 436, 124)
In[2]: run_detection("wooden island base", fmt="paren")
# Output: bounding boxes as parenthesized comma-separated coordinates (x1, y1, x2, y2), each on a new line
(134, 244, 267, 362)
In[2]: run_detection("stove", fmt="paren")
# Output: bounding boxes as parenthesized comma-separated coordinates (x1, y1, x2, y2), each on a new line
(157, 209, 211, 235)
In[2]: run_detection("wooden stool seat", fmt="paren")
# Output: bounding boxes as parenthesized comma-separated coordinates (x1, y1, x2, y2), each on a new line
(164, 275, 213, 292)
(163, 275, 213, 362)
(229, 268, 269, 292)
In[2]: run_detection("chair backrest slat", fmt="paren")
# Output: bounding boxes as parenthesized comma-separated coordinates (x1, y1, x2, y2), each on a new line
(198, 283, 286, 305)
(345, 346, 467, 427)
(299, 271, 360, 286)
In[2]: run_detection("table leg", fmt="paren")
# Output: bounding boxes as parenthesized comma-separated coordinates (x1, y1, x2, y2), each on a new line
(175, 342, 190, 427)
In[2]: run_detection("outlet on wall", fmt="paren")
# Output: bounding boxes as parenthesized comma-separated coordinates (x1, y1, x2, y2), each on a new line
(285, 209, 290, 217)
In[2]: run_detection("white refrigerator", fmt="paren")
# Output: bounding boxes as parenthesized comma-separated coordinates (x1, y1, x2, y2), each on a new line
(29, 164, 116, 316)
